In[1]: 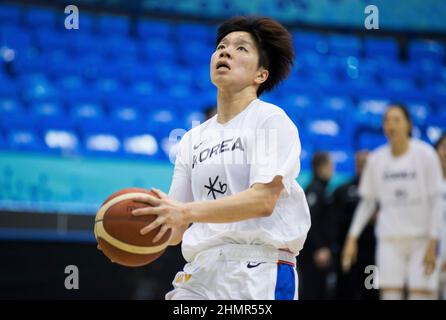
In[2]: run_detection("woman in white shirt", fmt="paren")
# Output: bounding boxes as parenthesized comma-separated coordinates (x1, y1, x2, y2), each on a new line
(435, 133, 446, 299)
(342, 104, 443, 300)
(131, 16, 311, 300)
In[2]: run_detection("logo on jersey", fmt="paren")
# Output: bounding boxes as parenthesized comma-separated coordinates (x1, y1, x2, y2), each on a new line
(204, 175, 227, 199)
(175, 273, 192, 284)
(192, 137, 244, 169)
(383, 170, 417, 180)
(247, 262, 265, 268)
(193, 140, 206, 150)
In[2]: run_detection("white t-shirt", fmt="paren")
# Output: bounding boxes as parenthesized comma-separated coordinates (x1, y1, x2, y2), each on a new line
(441, 180, 446, 263)
(168, 99, 311, 262)
(358, 139, 443, 239)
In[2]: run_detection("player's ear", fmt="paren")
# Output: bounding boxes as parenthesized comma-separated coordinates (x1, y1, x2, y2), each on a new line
(254, 67, 269, 85)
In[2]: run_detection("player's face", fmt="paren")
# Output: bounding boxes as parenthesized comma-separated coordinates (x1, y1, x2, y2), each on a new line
(383, 107, 411, 143)
(210, 31, 268, 93)
(437, 138, 446, 167)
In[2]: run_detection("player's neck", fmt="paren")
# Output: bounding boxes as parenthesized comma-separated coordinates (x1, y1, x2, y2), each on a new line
(216, 88, 257, 124)
(390, 138, 410, 157)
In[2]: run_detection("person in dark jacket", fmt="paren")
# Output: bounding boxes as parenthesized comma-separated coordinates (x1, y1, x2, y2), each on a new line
(298, 152, 334, 300)
(331, 151, 378, 300)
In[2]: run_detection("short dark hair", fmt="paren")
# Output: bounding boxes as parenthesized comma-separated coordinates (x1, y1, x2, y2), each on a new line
(311, 152, 330, 173)
(435, 133, 446, 150)
(216, 16, 294, 96)
(384, 103, 413, 137)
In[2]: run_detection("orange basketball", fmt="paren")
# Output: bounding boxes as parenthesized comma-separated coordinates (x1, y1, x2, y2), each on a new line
(94, 188, 171, 267)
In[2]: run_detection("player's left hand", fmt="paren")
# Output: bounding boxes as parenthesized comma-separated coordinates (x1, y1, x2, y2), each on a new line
(423, 239, 437, 276)
(131, 188, 188, 243)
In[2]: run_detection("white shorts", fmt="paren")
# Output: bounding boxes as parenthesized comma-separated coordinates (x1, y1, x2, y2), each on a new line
(377, 237, 440, 292)
(165, 244, 298, 300)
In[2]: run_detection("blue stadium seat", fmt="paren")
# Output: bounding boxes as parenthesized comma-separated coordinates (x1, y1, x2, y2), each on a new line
(364, 37, 398, 59)
(128, 81, 159, 106)
(98, 14, 129, 35)
(0, 98, 31, 130)
(411, 59, 445, 85)
(409, 39, 444, 63)
(183, 110, 206, 130)
(305, 117, 350, 149)
(138, 20, 172, 40)
(63, 33, 103, 56)
(427, 83, 446, 107)
(356, 131, 387, 151)
(122, 133, 161, 160)
(327, 34, 361, 57)
(180, 42, 214, 66)
(43, 129, 80, 155)
(140, 38, 177, 64)
(147, 109, 179, 134)
(110, 106, 145, 135)
(328, 148, 354, 173)
(425, 114, 446, 143)
(25, 7, 55, 28)
(408, 102, 432, 126)
(71, 103, 109, 134)
(0, 4, 22, 25)
(20, 73, 58, 102)
(95, 77, 121, 100)
(30, 101, 72, 130)
(101, 36, 138, 59)
(383, 76, 420, 100)
(293, 31, 327, 54)
(83, 132, 122, 157)
(176, 23, 212, 43)
(7, 129, 45, 152)
(0, 26, 32, 50)
(322, 96, 354, 113)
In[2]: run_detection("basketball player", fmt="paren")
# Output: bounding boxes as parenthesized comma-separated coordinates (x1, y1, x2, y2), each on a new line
(435, 133, 446, 299)
(342, 104, 443, 300)
(131, 16, 311, 299)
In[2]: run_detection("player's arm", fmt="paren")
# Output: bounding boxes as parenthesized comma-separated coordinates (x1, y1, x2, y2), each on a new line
(132, 176, 284, 242)
(184, 175, 284, 223)
(341, 197, 377, 272)
(423, 151, 444, 275)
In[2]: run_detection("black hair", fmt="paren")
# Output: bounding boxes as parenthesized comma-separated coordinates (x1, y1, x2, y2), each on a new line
(216, 16, 294, 96)
(311, 152, 330, 173)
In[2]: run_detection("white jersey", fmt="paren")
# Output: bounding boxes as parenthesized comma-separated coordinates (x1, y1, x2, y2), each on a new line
(441, 180, 446, 262)
(358, 139, 443, 239)
(168, 99, 311, 262)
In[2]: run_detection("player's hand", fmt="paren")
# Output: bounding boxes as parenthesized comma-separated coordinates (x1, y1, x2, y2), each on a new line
(341, 236, 358, 273)
(131, 188, 188, 243)
(314, 247, 332, 270)
(423, 239, 437, 276)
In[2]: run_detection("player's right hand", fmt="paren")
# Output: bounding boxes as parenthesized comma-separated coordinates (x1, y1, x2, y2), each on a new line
(341, 236, 358, 273)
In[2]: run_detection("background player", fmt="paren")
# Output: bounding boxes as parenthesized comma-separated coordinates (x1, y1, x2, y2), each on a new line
(342, 104, 443, 300)
(435, 133, 446, 300)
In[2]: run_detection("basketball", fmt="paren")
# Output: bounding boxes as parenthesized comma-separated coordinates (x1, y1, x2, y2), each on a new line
(94, 188, 171, 267)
